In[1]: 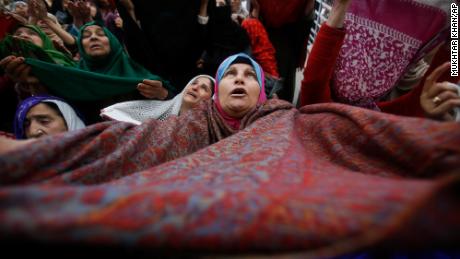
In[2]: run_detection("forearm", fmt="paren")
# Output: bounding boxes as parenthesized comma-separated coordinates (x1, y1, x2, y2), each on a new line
(43, 18, 76, 46)
(326, 0, 352, 28)
(299, 24, 346, 106)
(199, 0, 208, 17)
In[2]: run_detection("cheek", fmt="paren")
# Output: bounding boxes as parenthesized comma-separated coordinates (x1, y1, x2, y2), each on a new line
(199, 92, 211, 100)
(102, 39, 111, 53)
(82, 40, 90, 52)
(32, 37, 44, 47)
(217, 81, 231, 100)
(249, 84, 261, 103)
(50, 119, 67, 132)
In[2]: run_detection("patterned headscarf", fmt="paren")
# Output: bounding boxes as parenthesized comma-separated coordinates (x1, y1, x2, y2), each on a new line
(14, 95, 86, 139)
(213, 53, 266, 129)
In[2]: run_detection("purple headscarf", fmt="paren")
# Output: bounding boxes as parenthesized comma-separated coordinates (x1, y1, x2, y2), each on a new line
(14, 95, 85, 139)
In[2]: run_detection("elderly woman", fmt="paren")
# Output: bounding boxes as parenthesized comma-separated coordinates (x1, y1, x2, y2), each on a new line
(14, 95, 85, 139)
(101, 74, 215, 124)
(0, 53, 459, 256)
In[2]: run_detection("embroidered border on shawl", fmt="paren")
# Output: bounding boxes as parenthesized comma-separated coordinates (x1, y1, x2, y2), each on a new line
(332, 14, 422, 106)
(345, 13, 421, 47)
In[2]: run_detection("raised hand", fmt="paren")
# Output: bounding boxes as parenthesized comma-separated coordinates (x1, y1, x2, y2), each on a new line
(68, 0, 92, 27)
(28, 0, 48, 22)
(420, 62, 460, 121)
(0, 56, 39, 84)
(137, 79, 169, 100)
(326, 0, 353, 28)
(216, 0, 226, 7)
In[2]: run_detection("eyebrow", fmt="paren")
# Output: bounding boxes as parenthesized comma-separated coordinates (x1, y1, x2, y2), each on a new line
(245, 67, 256, 73)
(26, 114, 53, 120)
(83, 28, 104, 34)
(223, 67, 237, 74)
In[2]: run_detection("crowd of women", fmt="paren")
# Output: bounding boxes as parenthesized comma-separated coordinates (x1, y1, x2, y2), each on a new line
(0, 0, 459, 258)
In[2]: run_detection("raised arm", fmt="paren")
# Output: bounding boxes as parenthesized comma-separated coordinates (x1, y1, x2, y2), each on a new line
(298, 0, 351, 107)
(27, 0, 76, 46)
(67, 0, 93, 29)
(326, 0, 352, 28)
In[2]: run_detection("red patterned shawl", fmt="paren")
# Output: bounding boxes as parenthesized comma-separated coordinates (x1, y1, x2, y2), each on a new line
(333, 0, 450, 109)
(0, 99, 459, 257)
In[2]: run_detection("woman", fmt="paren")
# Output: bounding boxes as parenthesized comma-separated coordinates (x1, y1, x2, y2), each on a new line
(0, 24, 75, 133)
(101, 75, 215, 124)
(1, 21, 175, 123)
(0, 24, 75, 67)
(14, 95, 86, 139)
(0, 53, 459, 257)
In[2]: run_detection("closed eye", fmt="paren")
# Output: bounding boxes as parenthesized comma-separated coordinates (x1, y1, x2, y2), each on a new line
(38, 119, 51, 125)
(81, 31, 91, 39)
(200, 84, 210, 92)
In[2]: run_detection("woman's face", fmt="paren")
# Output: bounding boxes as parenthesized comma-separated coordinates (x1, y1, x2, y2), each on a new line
(230, 0, 241, 13)
(218, 63, 260, 118)
(14, 27, 43, 47)
(14, 2, 28, 17)
(81, 25, 111, 59)
(24, 103, 68, 139)
(182, 76, 213, 107)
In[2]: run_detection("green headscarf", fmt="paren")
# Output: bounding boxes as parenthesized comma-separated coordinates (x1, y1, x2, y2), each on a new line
(0, 25, 75, 67)
(24, 22, 175, 101)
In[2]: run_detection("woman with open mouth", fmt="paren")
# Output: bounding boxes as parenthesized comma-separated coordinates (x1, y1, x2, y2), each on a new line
(0, 53, 459, 256)
(101, 74, 215, 124)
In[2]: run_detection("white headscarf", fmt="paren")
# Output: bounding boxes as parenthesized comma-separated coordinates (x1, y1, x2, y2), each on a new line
(100, 75, 215, 125)
(43, 100, 86, 131)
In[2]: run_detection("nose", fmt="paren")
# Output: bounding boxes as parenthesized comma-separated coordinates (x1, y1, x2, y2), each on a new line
(234, 72, 245, 85)
(190, 83, 199, 91)
(88, 33, 99, 41)
(27, 121, 45, 138)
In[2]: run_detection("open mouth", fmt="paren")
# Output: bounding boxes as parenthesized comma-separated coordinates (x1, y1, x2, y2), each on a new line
(186, 91, 197, 98)
(230, 88, 247, 97)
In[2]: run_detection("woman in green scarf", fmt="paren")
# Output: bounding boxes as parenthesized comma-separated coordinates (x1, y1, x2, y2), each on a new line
(0, 24, 76, 83)
(1, 24, 76, 67)
(1, 21, 175, 100)
(0, 24, 76, 132)
(1, 21, 176, 123)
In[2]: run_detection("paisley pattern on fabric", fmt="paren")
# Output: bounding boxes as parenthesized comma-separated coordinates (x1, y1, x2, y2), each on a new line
(0, 100, 459, 257)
